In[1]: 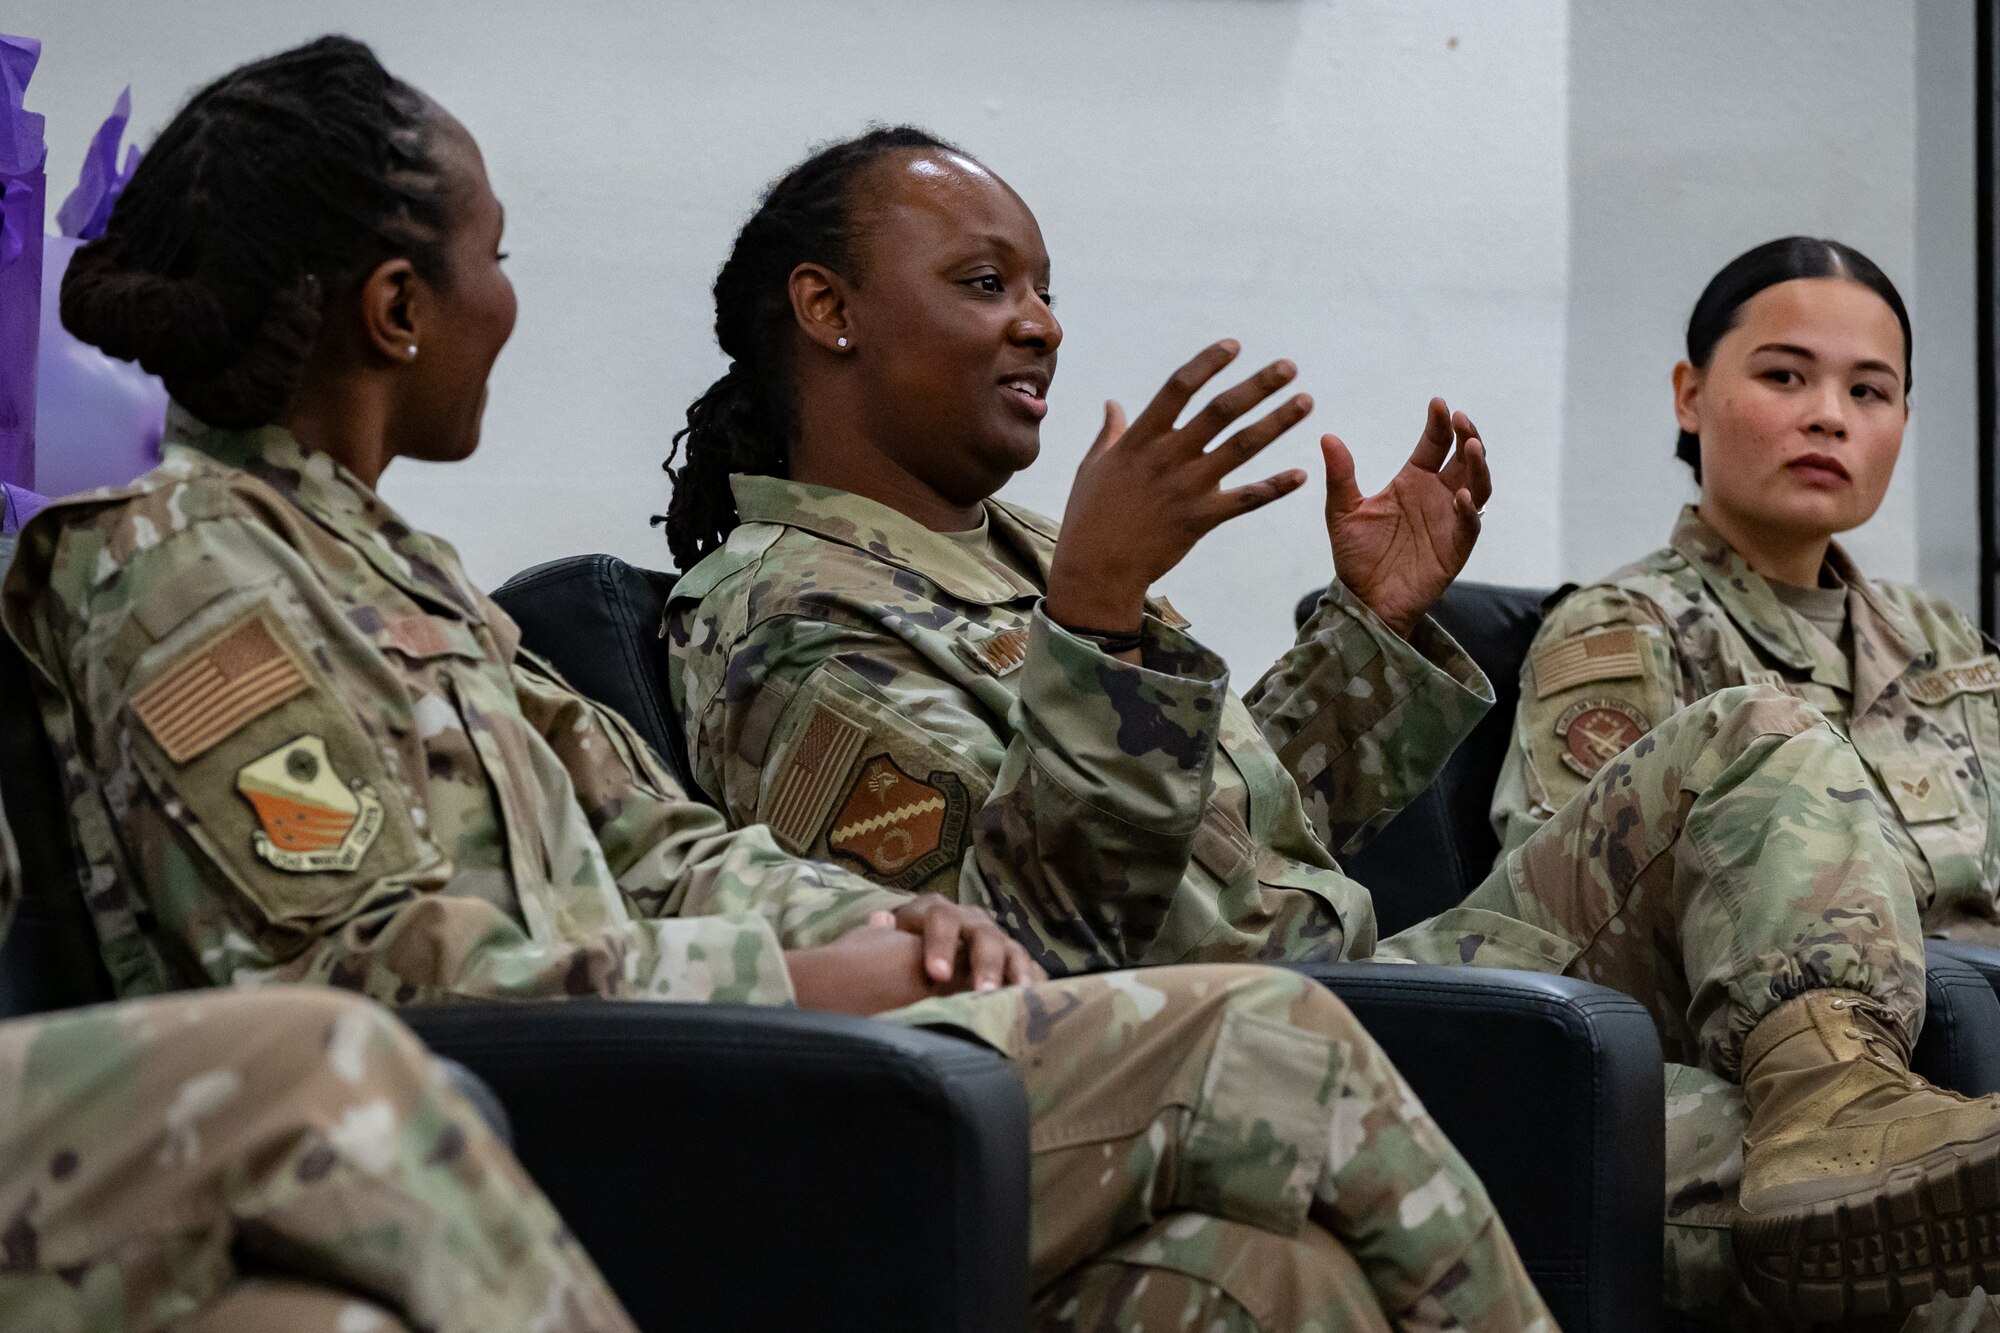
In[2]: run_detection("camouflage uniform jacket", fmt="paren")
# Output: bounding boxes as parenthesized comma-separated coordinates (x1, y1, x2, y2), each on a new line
(1495, 504, 2000, 933)
(0, 412, 905, 1005)
(666, 474, 1499, 973)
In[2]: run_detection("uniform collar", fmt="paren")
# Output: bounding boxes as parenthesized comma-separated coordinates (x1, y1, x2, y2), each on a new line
(728, 473, 1053, 605)
(1668, 503, 1921, 711)
(166, 405, 484, 622)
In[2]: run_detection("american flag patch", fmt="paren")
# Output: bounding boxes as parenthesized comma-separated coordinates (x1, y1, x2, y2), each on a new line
(131, 614, 308, 764)
(763, 703, 866, 853)
(1532, 626, 1643, 699)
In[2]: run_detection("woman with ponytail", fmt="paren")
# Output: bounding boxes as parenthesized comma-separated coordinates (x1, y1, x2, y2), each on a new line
(3, 40, 1565, 1333)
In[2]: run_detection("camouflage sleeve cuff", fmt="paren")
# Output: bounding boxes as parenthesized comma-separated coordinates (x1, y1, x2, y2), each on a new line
(1247, 580, 1493, 853)
(1309, 580, 1493, 703)
(1014, 605, 1228, 830)
(633, 912, 800, 1007)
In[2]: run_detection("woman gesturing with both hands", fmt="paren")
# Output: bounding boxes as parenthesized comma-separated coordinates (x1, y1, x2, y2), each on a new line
(663, 127, 1498, 975)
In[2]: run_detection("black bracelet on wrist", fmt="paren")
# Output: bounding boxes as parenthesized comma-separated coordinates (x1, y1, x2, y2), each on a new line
(1057, 623, 1145, 654)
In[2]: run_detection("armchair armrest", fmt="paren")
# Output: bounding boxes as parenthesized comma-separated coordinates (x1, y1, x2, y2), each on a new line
(402, 1000, 1030, 1333)
(1297, 963, 1665, 1333)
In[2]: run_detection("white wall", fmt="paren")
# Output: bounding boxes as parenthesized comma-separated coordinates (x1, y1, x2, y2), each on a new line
(1562, 0, 1925, 587)
(17, 0, 1975, 670)
(1915, 0, 1981, 615)
(18, 0, 1567, 675)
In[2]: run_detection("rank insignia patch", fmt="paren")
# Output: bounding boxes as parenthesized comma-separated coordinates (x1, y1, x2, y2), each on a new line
(132, 614, 308, 763)
(1881, 758, 1959, 824)
(958, 625, 1030, 678)
(827, 754, 969, 887)
(1554, 697, 1650, 779)
(236, 735, 384, 873)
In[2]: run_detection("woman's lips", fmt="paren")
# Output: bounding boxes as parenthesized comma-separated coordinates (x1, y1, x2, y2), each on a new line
(1785, 454, 1850, 484)
(1000, 379, 1049, 420)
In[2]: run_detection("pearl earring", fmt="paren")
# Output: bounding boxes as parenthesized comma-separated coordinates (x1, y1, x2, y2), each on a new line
(405, 344, 419, 359)
(836, 337, 849, 348)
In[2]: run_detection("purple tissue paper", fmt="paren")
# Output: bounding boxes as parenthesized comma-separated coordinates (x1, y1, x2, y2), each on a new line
(56, 86, 136, 240)
(2, 480, 46, 532)
(0, 33, 45, 490)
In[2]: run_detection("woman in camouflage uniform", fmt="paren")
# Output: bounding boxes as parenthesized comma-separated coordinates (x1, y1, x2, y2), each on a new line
(3, 38, 1552, 1332)
(661, 138, 2000, 1324)
(1496, 237, 2000, 1327)
(1497, 237, 1994, 933)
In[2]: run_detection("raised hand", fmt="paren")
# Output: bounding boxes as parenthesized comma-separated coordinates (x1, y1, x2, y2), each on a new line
(1322, 397, 1490, 638)
(1045, 340, 1312, 634)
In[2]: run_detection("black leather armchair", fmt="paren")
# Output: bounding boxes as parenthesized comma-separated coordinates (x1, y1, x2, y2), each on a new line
(494, 554, 1671, 1332)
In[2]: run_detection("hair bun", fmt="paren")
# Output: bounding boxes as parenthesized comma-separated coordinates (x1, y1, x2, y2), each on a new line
(62, 244, 324, 428)
(60, 241, 234, 379)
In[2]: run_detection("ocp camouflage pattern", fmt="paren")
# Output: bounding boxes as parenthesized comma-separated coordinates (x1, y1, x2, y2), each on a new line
(2, 411, 908, 1007)
(1, 419, 1549, 1330)
(1497, 505, 2000, 942)
(0, 986, 634, 1332)
(666, 474, 1501, 974)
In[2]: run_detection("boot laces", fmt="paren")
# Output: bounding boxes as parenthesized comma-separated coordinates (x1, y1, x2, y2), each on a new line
(1829, 996, 1937, 1093)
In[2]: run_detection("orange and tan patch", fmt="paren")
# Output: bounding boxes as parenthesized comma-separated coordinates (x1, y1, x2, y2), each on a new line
(236, 735, 383, 873)
(827, 754, 968, 886)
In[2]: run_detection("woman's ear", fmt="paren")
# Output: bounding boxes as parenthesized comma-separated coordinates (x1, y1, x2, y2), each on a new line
(357, 256, 424, 365)
(1671, 359, 1703, 436)
(789, 261, 854, 354)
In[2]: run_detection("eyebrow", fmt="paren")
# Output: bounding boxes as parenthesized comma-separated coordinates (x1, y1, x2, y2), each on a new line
(1751, 342, 1900, 377)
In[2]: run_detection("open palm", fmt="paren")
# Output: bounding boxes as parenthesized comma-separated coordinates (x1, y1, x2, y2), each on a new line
(1323, 398, 1490, 637)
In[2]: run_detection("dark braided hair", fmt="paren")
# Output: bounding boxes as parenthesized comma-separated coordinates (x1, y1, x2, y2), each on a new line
(61, 35, 451, 429)
(1677, 237, 1911, 482)
(658, 125, 960, 570)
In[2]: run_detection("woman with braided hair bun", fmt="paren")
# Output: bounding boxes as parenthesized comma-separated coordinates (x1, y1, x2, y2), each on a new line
(8, 35, 1555, 1333)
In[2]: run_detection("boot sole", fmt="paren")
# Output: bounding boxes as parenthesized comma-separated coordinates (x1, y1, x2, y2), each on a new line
(1734, 1141, 2000, 1323)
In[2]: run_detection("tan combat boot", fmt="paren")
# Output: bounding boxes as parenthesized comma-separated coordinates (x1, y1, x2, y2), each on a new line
(1732, 989, 2000, 1323)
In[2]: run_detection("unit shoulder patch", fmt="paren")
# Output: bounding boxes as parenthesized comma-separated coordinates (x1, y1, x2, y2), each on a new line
(236, 735, 383, 873)
(827, 754, 969, 888)
(1532, 625, 1644, 699)
(132, 612, 309, 764)
(1553, 697, 1651, 779)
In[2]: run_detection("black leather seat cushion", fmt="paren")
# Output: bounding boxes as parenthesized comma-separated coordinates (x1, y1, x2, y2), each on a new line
(491, 553, 688, 786)
(0, 623, 117, 1018)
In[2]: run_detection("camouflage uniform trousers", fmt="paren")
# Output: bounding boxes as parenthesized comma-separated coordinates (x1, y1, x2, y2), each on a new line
(0, 987, 633, 1333)
(1386, 684, 1961, 1327)
(891, 964, 1553, 1332)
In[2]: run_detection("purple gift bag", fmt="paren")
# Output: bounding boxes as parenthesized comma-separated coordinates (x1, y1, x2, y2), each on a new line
(39, 94, 162, 499)
(0, 34, 45, 491)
